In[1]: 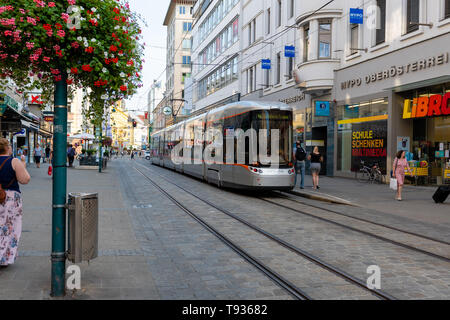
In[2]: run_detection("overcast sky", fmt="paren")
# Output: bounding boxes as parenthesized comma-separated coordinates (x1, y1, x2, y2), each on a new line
(125, 0, 169, 113)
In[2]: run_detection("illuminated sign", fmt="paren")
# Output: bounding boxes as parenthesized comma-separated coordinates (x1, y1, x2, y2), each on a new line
(403, 93, 450, 119)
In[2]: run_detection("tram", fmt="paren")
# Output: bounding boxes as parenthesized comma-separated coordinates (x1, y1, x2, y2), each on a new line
(150, 101, 295, 190)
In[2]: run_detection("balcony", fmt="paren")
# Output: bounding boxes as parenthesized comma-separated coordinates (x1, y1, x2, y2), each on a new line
(295, 59, 340, 95)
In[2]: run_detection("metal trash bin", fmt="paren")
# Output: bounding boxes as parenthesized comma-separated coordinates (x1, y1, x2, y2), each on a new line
(67, 193, 98, 263)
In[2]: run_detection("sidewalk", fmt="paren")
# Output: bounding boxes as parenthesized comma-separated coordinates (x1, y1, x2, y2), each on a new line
(292, 176, 450, 226)
(0, 161, 159, 300)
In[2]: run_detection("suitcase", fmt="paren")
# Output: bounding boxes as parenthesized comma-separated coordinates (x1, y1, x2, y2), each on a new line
(432, 186, 450, 203)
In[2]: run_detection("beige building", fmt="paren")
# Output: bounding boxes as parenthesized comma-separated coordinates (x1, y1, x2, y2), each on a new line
(164, 0, 195, 124)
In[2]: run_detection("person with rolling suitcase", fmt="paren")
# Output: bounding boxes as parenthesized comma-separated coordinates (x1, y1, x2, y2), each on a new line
(433, 185, 450, 203)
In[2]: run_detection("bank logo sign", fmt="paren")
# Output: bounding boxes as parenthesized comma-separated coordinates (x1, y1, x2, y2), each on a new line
(261, 59, 271, 70)
(350, 8, 364, 24)
(315, 101, 330, 117)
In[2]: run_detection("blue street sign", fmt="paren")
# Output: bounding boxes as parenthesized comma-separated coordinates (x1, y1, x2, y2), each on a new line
(261, 59, 271, 70)
(285, 46, 295, 58)
(315, 101, 330, 117)
(350, 8, 364, 24)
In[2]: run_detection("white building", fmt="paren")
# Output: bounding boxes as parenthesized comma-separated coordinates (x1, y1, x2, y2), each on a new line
(164, 0, 195, 124)
(191, 0, 241, 112)
(238, 0, 450, 182)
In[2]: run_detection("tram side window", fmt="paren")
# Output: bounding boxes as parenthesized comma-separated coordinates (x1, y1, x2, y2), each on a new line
(234, 112, 252, 165)
(185, 122, 195, 163)
(223, 114, 236, 163)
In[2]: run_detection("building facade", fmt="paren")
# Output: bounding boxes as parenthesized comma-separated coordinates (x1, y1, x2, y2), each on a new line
(164, 0, 195, 122)
(191, 0, 241, 112)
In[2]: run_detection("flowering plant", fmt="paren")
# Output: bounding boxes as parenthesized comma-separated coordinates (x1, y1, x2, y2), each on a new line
(0, 0, 144, 122)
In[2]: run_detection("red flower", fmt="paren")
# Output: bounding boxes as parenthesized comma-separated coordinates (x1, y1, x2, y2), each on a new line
(55, 50, 63, 57)
(104, 58, 111, 64)
(85, 47, 94, 53)
(109, 45, 117, 52)
(43, 24, 52, 31)
(120, 85, 127, 91)
(71, 67, 78, 74)
(55, 23, 63, 30)
(66, 79, 73, 85)
(127, 60, 134, 66)
(71, 42, 79, 49)
(82, 65, 92, 72)
(54, 75, 62, 82)
(43, 56, 50, 62)
(89, 19, 98, 26)
(111, 57, 118, 64)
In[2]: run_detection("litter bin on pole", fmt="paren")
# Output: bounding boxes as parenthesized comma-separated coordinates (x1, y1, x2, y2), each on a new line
(67, 193, 99, 263)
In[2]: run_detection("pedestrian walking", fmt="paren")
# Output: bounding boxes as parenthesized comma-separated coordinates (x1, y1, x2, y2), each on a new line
(45, 145, 50, 163)
(308, 146, 323, 190)
(0, 138, 31, 268)
(294, 141, 306, 189)
(393, 150, 413, 201)
(33, 143, 42, 168)
(67, 145, 76, 167)
(131, 151, 135, 160)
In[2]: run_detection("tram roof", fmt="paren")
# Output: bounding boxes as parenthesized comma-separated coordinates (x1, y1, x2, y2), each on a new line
(151, 101, 292, 135)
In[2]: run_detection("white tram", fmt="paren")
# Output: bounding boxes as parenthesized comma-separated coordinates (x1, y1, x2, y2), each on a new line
(150, 101, 295, 190)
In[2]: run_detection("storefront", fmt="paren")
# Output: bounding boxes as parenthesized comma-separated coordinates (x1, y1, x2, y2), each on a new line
(243, 86, 335, 176)
(334, 32, 450, 185)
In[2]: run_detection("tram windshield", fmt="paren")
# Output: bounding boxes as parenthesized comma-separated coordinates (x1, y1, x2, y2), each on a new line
(252, 110, 293, 167)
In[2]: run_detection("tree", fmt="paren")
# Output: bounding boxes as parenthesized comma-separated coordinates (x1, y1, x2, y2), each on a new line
(0, 0, 144, 115)
(0, 0, 145, 297)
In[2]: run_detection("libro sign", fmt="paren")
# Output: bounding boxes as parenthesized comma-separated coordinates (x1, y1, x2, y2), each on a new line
(403, 93, 450, 119)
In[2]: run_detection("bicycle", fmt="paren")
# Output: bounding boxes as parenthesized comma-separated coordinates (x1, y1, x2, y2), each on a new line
(358, 161, 385, 184)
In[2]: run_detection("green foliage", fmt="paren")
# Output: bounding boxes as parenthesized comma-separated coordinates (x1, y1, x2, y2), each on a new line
(0, 0, 145, 122)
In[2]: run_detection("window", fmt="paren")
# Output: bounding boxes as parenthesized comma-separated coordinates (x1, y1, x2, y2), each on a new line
(248, 22, 252, 46)
(265, 69, 271, 88)
(303, 24, 310, 62)
(248, 19, 256, 46)
(286, 56, 294, 80)
(277, 0, 282, 27)
(183, 22, 192, 32)
(276, 52, 281, 85)
(445, 0, 450, 19)
(179, 6, 185, 15)
(406, 0, 420, 34)
(350, 24, 359, 55)
(267, 8, 271, 34)
(375, 0, 386, 45)
(182, 39, 191, 49)
(318, 20, 331, 59)
(182, 56, 191, 66)
(289, 0, 294, 18)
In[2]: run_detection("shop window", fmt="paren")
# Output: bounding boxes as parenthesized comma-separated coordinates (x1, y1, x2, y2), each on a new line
(405, 0, 420, 34)
(375, 0, 386, 45)
(319, 20, 331, 59)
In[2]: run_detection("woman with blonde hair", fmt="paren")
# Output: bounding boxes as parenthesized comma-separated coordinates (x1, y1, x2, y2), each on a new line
(0, 138, 30, 268)
(308, 146, 323, 190)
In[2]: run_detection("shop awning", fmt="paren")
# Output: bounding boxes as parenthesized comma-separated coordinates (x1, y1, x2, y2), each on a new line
(39, 128, 53, 138)
(21, 119, 40, 131)
(384, 75, 450, 93)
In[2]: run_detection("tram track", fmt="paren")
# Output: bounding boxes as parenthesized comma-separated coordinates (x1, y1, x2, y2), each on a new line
(281, 191, 450, 246)
(260, 194, 450, 262)
(133, 161, 395, 300)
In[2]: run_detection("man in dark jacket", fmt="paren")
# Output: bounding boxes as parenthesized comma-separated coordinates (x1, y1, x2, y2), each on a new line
(294, 141, 306, 189)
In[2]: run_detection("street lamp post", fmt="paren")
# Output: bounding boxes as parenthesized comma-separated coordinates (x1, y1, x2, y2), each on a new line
(51, 70, 68, 297)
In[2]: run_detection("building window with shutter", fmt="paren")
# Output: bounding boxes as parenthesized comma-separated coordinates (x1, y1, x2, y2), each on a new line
(375, 0, 386, 45)
(350, 23, 359, 56)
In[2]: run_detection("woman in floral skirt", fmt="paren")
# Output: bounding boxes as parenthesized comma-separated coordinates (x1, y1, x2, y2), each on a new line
(0, 138, 30, 268)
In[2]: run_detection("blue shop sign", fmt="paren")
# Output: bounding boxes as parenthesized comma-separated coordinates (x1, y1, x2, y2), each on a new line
(350, 8, 364, 24)
(261, 59, 271, 69)
(284, 46, 295, 58)
(315, 101, 330, 117)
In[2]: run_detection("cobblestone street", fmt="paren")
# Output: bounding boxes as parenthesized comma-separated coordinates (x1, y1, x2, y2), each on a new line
(1, 158, 449, 300)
